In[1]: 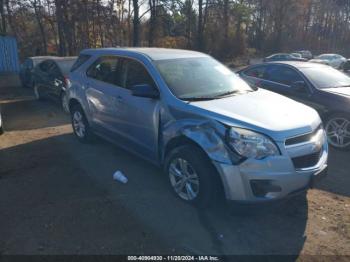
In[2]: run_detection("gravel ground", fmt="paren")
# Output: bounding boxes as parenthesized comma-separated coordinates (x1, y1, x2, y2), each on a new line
(0, 81, 349, 258)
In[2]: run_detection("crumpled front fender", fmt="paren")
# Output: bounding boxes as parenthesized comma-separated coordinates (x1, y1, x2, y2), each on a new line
(161, 119, 236, 165)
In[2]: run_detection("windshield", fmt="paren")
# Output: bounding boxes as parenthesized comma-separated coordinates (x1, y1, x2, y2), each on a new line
(301, 67, 350, 89)
(155, 57, 253, 100)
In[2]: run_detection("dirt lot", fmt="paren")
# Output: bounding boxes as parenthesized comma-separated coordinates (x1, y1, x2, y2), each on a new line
(0, 79, 349, 257)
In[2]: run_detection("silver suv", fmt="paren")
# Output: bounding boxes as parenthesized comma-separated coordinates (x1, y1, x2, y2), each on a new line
(67, 48, 328, 206)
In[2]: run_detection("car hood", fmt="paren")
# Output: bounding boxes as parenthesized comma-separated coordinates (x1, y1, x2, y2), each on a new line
(189, 89, 321, 142)
(322, 87, 350, 97)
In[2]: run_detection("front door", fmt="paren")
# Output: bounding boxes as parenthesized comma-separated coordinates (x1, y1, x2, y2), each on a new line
(114, 58, 161, 161)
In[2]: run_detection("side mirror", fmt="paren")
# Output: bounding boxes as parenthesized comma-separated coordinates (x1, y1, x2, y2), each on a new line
(130, 84, 159, 99)
(291, 81, 307, 93)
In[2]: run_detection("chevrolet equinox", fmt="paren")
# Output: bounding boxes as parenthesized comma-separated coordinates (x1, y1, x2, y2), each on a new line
(67, 48, 328, 206)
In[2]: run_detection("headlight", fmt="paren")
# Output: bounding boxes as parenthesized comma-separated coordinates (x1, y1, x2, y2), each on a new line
(227, 127, 280, 159)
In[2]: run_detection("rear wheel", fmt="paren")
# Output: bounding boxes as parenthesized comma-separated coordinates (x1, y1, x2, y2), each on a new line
(70, 104, 94, 143)
(164, 145, 223, 207)
(325, 113, 350, 151)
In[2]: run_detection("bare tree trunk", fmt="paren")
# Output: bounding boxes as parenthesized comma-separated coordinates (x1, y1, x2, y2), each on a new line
(148, 0, 156, 46)
(197, 0, 203, 50)
(5, 0, 18, 36)
(55, 0, 66, 55)
(132, 0, 139, 46)
(0, 0, 6, 34)
(96, 0, 104, 47)
(223, 0, 229, 44)
(32, 0, 47, 54)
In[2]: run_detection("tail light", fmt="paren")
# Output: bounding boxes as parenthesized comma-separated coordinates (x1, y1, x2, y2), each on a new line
(64, 76, 72, 89)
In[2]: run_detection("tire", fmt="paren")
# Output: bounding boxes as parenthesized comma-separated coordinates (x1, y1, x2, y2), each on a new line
(60, 91, 69, 114)
(34, 84, 44, 101)
(70, 104, 94, 143)
(325, 113, 350, 151)
(164, 144, 223, 207)
(0, 126, 3, 135)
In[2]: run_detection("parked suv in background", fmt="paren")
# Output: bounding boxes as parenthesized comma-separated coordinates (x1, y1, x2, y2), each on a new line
(19, 56, 57, 88)
(239, 62, 350, 150)
(67, 48, 328, 206)
(33, 57, 77, 112)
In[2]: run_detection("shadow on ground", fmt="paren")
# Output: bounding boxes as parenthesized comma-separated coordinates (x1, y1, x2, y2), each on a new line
(314, 148, 350, 197)
(0, 96, 70, 131)
(0, 133, 307, 256)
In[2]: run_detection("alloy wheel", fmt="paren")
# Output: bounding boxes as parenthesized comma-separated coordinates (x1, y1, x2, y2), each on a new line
(72, 111, 86, 138)
(168, 158, 200, 201)
(34, 85, 40, 100)
(325, 117, 350, 148)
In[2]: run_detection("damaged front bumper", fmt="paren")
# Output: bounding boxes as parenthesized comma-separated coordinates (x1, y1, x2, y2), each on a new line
(213, 141, 328, 202)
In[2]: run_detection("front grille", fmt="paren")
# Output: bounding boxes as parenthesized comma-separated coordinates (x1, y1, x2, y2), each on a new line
(285, 125, 322, 146)
(292, 150, 322, 169)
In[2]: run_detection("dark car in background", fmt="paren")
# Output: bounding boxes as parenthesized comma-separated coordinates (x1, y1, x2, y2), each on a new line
(33, 57, 77, 112)
(19, 56, 58, 88)
(342, 59, 350, 71)
(263, 53, 307, 62)
(239, 62, 350, 150)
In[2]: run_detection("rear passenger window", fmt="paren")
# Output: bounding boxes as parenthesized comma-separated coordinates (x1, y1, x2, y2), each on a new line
(39, 61, 50, 72)
(71, 54, 91, 72)
(244, 66, 267, 79)
(86, 56, 120, 85)
(265, 66, 303, 86)
(120, 59, 155, 89)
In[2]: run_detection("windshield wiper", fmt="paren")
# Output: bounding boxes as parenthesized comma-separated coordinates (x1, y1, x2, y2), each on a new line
(212, 90, 240, 98)
(181, 90, 253, 101)
(335, 85, 350, 88)
(212, 89, 254, 98)
(181, 96, 218, 101)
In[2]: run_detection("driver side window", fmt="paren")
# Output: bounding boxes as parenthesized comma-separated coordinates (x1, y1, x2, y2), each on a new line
(120, 59, 155, 89)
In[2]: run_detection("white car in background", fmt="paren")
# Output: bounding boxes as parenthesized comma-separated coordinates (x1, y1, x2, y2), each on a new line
(310, 54, 347, 69)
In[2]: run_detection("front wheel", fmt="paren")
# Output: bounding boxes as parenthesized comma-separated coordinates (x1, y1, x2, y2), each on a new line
(60, 91, 69, 114)
(34, 84, 44, 100)
(325, 113, 350, 150)
(70, 104, 94, 143)
(164, 145, 223, 207)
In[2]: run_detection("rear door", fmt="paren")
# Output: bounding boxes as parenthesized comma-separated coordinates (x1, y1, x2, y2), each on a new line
(47, 62, 63, 98)
(34, 60, 52, 95)
(85, 56, 123, 134)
